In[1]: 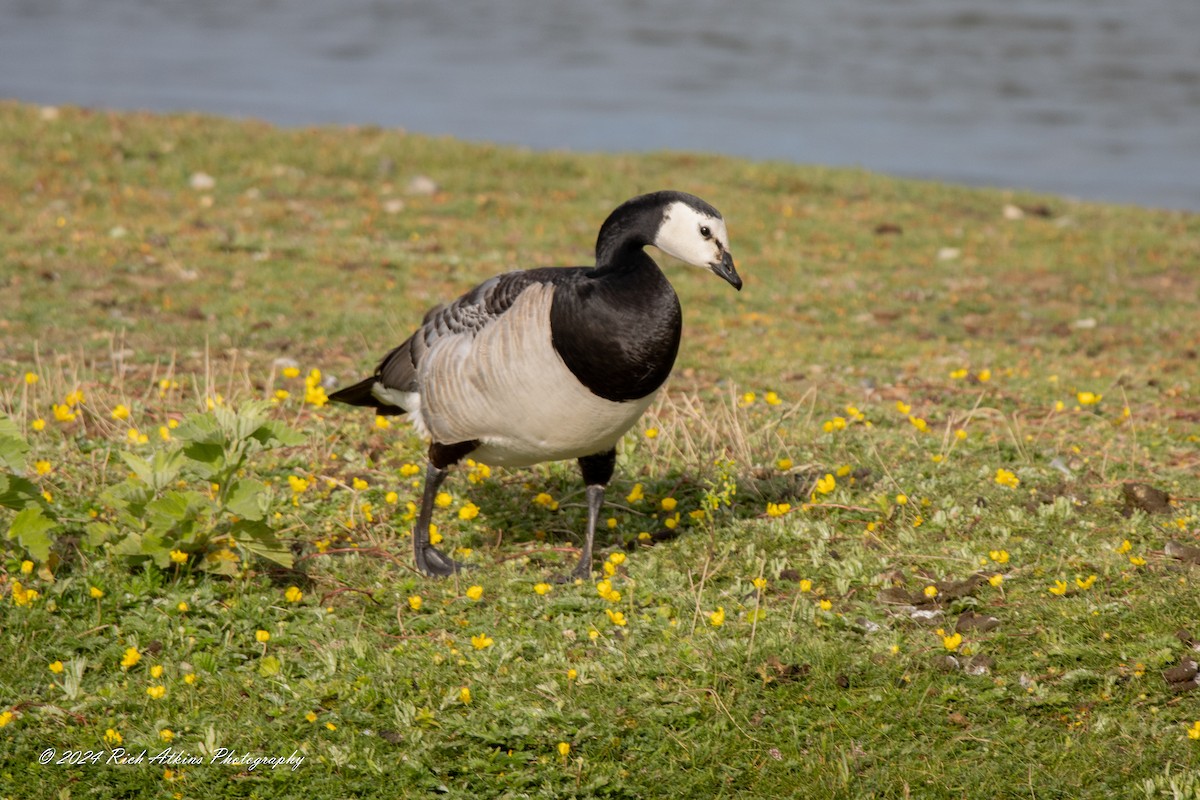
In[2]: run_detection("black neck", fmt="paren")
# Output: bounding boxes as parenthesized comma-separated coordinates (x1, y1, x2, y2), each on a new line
(551, 251, 682, 403)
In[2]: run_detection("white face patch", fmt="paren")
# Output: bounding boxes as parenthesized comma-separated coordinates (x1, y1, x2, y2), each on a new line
(653, 201, 729, 269)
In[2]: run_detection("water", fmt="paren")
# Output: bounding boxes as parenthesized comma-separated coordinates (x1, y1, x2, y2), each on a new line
(3, 0, 1199, 210)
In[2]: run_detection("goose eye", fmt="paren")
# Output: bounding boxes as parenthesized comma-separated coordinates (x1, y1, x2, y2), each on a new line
(699, 225, 712, 239)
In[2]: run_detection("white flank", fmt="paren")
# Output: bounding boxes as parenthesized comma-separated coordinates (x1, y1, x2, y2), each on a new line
(370, 384, 427, 437)
(416, 283, 655, 467)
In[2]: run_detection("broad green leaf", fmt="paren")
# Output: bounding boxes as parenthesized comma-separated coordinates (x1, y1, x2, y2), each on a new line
(173, 412, 226, 445)
(106, 530, 144, 557)
(8, 506, 57, 562)
(233, 519, 294, 568)
(0, 414, 31, 472)
(0, 473, 45, 511)
(250, 420, 306, 448)
(225, 478, 269, 521)
(118, 451, 155, 486)
(145, 490, 208, 533)
(182, 441, 225, 478)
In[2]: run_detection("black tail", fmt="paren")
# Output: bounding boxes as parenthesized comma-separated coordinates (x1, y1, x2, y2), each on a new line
(328, 377, 407, 416)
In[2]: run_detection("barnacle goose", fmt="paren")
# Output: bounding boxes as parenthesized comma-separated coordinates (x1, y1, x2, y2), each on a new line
(330, 190, 741, 577)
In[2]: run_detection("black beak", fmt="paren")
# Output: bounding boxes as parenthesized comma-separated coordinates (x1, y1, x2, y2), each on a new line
(710, 250, 742, 291)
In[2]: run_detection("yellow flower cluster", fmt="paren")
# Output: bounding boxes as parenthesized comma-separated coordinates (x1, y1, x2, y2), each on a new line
(10, 581, 40, 607)
(994, 469, 1020, 489)
(304, 369, 328, 408)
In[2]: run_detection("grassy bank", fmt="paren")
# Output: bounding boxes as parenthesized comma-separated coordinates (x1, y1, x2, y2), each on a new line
(1, 100, 1199, 798)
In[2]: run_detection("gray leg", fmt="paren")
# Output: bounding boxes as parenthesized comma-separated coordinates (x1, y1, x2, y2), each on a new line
(412, 462, 464, 577)
(564, 449, 617, 580)
(570, 483, 606, 579)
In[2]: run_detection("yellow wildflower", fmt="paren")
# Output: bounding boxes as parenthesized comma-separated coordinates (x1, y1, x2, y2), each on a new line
(1076, 391, 1102, 406)
(375, 415, 391, 429)
(532, 492, 558, 510)
(994, 468, 1020, 489)
(111, 404, 131, 420)
(146, 685, 166, 700)
(708, 606, 725, 627)
(1075, 574, 1097, 590)
(534, 582, 551, 595)
(121, 647, 141, 669)
(31, 418, 45, 431)
(1116, 539, 1132, 554)
(625, 483, 644, 503)
(24, 372, 38, 384)
(255, 630, 270, 643)
(818, 599, 833, 611)
(644, 427, 658, 439)
(660, 497, 677, 511)
(465, 585, 484, 601)
(408, 595, 423, 611)
(923, 585, 939, 599)
(776, 457, 793, 471)
(353, 477, 369, 491)
(605, 609, 627, 626)
(49, 660, 64, 674)
(150, 665, 163, 678)
(285, 586, 303, 603)
(1049, 580, 1068, 596)
(895, 401, 911, 415)
(459, 686, 472, 704)
(799, 579, 812, 593)
(90, 586, 104, 599)
(557, 742, 571, 757)
(815, 474, 836, 494)
(470, 633, 494, 650)
(169, 550, 187, 564)
(103, 728, 122, 745)
(766, 502, 791, 517)
(765, 391, 781, 406)
(458, 502, 480, 521)
(160, 729, 174, 742)
(989, 549, 1009, 564)
(942, 632, 963, 651)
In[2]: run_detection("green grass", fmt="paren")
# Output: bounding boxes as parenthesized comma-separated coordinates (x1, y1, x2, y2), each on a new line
(2, 99, 1199, 798)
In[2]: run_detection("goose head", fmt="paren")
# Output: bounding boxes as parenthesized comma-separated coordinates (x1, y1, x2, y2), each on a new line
(651, 193, 741, 291)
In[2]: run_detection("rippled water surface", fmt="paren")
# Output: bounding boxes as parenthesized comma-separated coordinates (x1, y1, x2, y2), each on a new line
(3, 0, 1198, 209)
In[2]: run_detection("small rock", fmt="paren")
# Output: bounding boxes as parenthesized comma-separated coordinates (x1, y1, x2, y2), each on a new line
(40, 106, 61, 121)
(1162, 659, 1198, 685)
(406, 175, 438, 196)
(935, 655, 960, 672)
(1002, 204, 1024, 220)
(1121, 482, 1171, 516)
(936, 247, 961, 262)
(956, 611, 1000, 634)
(1165, 541, 1200, 565)
(963, 655, 993, 676)
(189, 171, 216, 191)
(383, 198, 406, 214)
